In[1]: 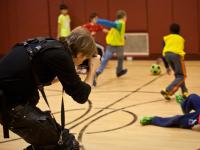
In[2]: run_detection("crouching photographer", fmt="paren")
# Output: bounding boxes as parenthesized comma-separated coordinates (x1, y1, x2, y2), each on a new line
(0, 27, 100, 150)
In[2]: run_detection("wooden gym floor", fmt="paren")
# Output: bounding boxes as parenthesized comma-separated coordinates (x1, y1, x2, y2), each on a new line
(1, 60, 200, 150)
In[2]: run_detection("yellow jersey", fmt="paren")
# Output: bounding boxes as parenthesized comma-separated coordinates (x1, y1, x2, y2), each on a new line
(162, 34, 185, 57)
(106, 20, 126, 46)
(58, 14, 71, 37)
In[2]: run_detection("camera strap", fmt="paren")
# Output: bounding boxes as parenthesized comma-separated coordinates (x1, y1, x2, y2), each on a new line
(23, 38, 66, 144)
(0, 90, 9, 138)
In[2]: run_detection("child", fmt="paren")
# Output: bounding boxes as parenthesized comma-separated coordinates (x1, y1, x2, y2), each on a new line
(77, 13, 108, 76)
(140, 93, 200, 131)
(82, 12, 108, 36)
(160, 23, 188, 100)
(57, 4, 71, 40)
(94, 10, 128, 86)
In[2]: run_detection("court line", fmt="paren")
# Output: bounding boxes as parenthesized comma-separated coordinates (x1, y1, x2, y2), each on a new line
(76, 74, 165, 149)
(0, 74, 165, 146)
(66, 100, 92, 125)
(69, 74, 165, 130)
(84, 109, 137, 134)
(77, 98, 164, 144)
(137, 91, 160, 94)
(87, 98, 164, 134)
(92, 90, 160, 93)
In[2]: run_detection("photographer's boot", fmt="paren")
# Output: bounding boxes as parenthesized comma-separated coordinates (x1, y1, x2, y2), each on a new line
(24, 145, 35, 150)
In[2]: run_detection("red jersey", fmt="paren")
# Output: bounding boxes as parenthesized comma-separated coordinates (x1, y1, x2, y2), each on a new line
(82, 23, 105, 33)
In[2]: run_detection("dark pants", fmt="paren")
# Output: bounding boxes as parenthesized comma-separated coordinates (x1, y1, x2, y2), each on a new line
(0, 105, 60, 146)
(0, 94, 79, 149)
(151, 94, 200, 129)
(165, 52, 188, 95)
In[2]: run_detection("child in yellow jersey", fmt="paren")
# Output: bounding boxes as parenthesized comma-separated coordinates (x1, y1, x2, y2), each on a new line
(57, 4, 71, 40)
(93, 10, 128, 86)
(161, 23, 188, 100)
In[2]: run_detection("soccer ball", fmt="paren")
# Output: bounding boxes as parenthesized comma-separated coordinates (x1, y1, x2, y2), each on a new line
(150, 64, 161, 75)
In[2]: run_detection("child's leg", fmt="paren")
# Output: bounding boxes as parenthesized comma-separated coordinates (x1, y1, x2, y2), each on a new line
(96, 45, 113, 73)
(152, 112, 199, 129)
(178, 61, 188, 95)
(151, 115, 183, 127)
(165, 53, 186, 95)
(115, 46, 124, 74)
(182, 94, 200, 113)
(180, 81, 188, 94)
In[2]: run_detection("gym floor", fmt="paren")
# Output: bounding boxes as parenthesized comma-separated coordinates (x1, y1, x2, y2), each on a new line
(1, 60, 200, 150)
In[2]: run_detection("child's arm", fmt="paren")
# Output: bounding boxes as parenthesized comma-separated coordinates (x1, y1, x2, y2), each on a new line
(161, 57, 169, 69)
(158, 40, 171, 74)
(57, 23, 61, 39)
(156, 57, 171, 75)
(102, 27, 109, 33)
(97, 19, 122, 31)
(162, 57, 172, 75)
(57, 15, 63, 39)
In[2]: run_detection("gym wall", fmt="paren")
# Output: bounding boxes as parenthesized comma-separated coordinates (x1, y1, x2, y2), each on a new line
(0, 0, 200, 59)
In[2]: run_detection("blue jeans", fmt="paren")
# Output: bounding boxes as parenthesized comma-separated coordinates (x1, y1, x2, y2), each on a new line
(96, 45, 124, 74)
(151, 94, 200, 129)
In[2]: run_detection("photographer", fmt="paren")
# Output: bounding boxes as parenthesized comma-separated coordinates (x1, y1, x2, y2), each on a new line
(0, 27, 100, 149)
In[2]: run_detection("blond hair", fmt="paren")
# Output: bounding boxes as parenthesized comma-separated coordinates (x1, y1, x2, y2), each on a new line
(64, 26, 97, 57)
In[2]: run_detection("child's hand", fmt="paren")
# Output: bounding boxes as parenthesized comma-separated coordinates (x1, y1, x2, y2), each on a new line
(91, 32, 96, 36)
(156, 58, 162, 64)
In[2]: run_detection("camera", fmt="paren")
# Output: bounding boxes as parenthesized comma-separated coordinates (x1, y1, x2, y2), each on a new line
(77, 44, 104, 74)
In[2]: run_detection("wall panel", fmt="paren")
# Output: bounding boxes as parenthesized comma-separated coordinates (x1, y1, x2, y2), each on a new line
(0, 0, 9, 54)
(48, 0, 64, 38)
(147, 0, 172, 54)
(0, 0, 200, 58)
(173, 0, 199, 54)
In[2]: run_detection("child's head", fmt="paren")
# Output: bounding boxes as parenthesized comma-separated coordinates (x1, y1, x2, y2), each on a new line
(116, 10, 127, 21)
(60, 4, 68, 15)
(89, 12, 98, 23)
(170, 23, 180, 34)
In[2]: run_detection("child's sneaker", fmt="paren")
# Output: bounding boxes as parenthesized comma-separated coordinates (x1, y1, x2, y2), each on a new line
(140, 116, 154, 125)
(160, 90, 171, 100)
(117, 69, 128, 77)
(182, 92, 189, 99)
(175, 94, 185, 104)
(175, 94, 188, 114)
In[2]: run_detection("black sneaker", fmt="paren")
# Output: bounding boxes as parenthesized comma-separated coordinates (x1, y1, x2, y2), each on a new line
(160, 90, 171, 100)
(24, 145, 34, 150)
(117, 69, 128, 77)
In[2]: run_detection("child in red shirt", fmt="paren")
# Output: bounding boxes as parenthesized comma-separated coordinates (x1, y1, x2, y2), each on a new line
(82, 12, 108, 36)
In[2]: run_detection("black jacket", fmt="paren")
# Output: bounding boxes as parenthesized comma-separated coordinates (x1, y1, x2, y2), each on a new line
(0, 40, 91, 107)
